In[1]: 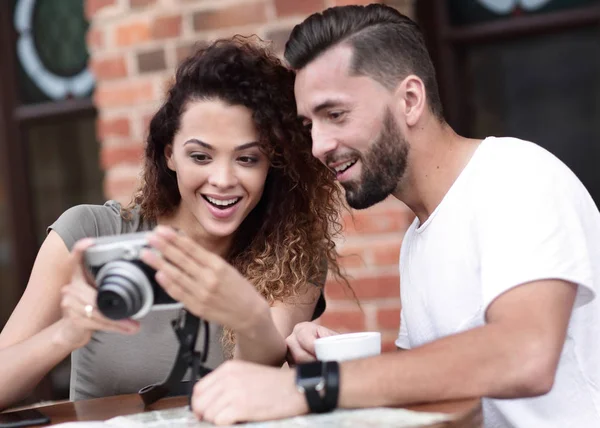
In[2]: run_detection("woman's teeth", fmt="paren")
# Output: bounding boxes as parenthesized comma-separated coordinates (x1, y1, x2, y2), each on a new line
(205, 196, 240, 208)
(335, 159, 357, 173)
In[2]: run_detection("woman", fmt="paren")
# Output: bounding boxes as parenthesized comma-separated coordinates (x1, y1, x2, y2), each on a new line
(0, 37, 345, 409)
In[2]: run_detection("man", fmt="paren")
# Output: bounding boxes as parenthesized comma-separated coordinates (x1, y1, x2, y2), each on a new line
(189, 4, 600, 427)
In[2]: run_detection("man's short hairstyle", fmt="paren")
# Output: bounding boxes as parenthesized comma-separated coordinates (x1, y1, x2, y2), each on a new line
(284, 4, 444, 120)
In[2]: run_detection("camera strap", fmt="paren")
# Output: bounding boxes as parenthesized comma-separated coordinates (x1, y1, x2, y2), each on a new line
(138, 310, 212, 407)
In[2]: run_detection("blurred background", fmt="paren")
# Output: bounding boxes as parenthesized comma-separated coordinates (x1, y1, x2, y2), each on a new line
(0, 0, 598, 403)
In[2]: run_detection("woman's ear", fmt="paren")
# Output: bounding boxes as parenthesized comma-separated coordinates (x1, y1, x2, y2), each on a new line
(164, 144, 175, 171)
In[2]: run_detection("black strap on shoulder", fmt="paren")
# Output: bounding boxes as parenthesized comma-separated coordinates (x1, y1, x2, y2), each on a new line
(139, 310, 212, 407)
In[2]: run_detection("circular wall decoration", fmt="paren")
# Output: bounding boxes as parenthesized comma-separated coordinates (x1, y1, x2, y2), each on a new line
(14, 0, 94, 100)
(477, 0, 553, 14)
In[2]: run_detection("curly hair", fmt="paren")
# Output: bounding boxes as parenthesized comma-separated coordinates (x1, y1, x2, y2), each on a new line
(130, 36, 348, 352)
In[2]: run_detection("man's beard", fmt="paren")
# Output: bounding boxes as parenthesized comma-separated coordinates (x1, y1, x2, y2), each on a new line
(343, 109, 409, 210)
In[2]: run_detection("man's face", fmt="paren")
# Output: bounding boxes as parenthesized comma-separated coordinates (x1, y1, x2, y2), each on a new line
(295, 44, 409, 209)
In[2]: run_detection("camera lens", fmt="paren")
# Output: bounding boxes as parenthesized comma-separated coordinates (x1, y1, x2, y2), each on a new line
(95, 261, 154, 320)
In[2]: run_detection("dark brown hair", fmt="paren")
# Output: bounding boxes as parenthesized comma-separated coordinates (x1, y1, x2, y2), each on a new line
(284, 4, 444, 120)
(131, 36, 347, 350)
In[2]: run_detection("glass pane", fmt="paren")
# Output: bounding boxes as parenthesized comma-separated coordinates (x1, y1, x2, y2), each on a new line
(0, 182, 18, 328)
(21, 114, 104, 401)
(12, 0, 94, 104)
(25, 114, 105, 245)
(466, 26, 600, 205)
(449, 0, 599, 26)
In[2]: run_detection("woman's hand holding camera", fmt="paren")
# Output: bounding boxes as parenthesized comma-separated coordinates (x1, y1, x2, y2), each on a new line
(57, 239, 140, 350)
(140, 226, 268, 333)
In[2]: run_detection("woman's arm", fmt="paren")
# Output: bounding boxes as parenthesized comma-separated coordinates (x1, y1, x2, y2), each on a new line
(0, 232, 77, 409)
(141, 226, 321, 366)
(233, 284, 320, 365)
(0, 233, 139, 410)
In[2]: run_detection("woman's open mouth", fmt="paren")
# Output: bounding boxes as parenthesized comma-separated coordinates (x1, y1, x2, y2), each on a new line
(202, 195, 241, 209)
(201, 195, 242, 219)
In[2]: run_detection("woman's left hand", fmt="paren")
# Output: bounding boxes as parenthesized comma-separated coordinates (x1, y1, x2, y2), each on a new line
(140, 225, 268, 332)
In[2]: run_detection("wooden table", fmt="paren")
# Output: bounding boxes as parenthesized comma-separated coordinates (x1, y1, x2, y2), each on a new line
(26, 394, 482, 427)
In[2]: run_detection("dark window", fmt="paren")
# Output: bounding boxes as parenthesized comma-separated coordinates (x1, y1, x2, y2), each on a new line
(449, 0, 597, 25)
(418, 0, 600, 205)
(0, 0, 103, 403)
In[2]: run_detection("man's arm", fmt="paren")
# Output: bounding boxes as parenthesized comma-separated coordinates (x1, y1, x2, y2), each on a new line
(340, 279, 576, 407)
(190, 278, 576, 425)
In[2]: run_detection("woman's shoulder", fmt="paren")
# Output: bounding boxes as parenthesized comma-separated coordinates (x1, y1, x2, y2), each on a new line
(48, 200, 151, 251)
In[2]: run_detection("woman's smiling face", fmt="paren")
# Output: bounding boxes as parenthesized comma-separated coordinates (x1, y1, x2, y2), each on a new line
(166, 98, 270, 239)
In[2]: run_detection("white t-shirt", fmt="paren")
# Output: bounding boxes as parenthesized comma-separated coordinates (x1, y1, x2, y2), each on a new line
(396, 137, 600, 428)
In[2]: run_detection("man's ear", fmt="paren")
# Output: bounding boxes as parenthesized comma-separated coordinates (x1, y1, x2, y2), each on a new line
(394, 75, 426, 127)
(164, 144, 175, 171)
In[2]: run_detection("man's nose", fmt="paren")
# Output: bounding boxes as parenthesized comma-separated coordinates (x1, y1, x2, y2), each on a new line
(311, 126, 339, 163)
(208, 163, 238, 189)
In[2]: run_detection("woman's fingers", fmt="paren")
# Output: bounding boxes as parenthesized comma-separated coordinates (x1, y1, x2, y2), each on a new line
(140, 248, 196, 302)
(146, 233, 204, 279)
(153, 225, 221, 267)
(285, 322, 333, 364)
(60, 283, 139, 335)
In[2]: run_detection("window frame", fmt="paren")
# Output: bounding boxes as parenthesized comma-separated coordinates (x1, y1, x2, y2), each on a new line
(0, 0, 97, 403)
(416, 0, 600, 134)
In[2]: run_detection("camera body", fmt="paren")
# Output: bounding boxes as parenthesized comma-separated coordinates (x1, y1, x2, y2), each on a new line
(84, 232, 182, 320)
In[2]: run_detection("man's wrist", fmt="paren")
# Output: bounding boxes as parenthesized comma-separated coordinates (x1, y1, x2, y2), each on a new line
(295, 361, 340, 413)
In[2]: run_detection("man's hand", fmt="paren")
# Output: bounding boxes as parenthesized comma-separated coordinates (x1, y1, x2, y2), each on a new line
(191, 360, 308, 425)
(286, 321, 338, 364)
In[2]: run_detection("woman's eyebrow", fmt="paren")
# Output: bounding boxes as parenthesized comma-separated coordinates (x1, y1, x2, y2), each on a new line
(183, 139, 260, 151)
(184, 138, 212, 149)
(234, 142, 260, 151)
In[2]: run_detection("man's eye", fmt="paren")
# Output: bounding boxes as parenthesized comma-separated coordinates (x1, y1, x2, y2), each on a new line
(328, 111, 344, 121)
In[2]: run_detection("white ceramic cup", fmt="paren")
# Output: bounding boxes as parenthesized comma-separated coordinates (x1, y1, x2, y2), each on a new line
(314, 332, 381, 362)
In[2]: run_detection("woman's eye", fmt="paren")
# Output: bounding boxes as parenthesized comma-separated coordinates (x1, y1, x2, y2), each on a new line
(238, 156, 258, 165)
(191, 153, 210, 162)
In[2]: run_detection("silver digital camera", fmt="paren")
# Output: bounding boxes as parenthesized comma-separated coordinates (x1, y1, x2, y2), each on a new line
(84, 232, 183, 320)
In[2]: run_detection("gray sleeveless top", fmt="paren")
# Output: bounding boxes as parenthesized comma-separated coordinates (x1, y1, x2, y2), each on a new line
(49, 201, 226, 400)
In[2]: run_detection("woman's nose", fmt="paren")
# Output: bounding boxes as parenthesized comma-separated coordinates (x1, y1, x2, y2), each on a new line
(207, 163, 238, 189)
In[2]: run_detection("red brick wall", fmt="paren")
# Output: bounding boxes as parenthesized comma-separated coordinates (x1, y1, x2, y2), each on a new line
(87, 0, 416, 351)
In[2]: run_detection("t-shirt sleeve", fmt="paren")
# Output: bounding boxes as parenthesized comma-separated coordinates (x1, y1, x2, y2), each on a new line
(476, 158, 595, 312)
(395, 308, 411, 349)
(47, 201, 123, 251)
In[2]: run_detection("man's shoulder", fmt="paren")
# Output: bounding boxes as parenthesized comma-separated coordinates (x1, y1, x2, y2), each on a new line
(472, 136, 577, 189)
(478, 136, 556, 165)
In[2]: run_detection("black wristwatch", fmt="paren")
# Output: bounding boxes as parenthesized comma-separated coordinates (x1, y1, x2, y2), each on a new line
(295, 361, 339, 413)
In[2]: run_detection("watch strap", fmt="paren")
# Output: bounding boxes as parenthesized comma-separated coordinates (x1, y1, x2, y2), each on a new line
(296, 361, 340, 413)
(296, 361, 326, 413)
(304, 382, 327, 413)
(323, 361, 340, 410)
